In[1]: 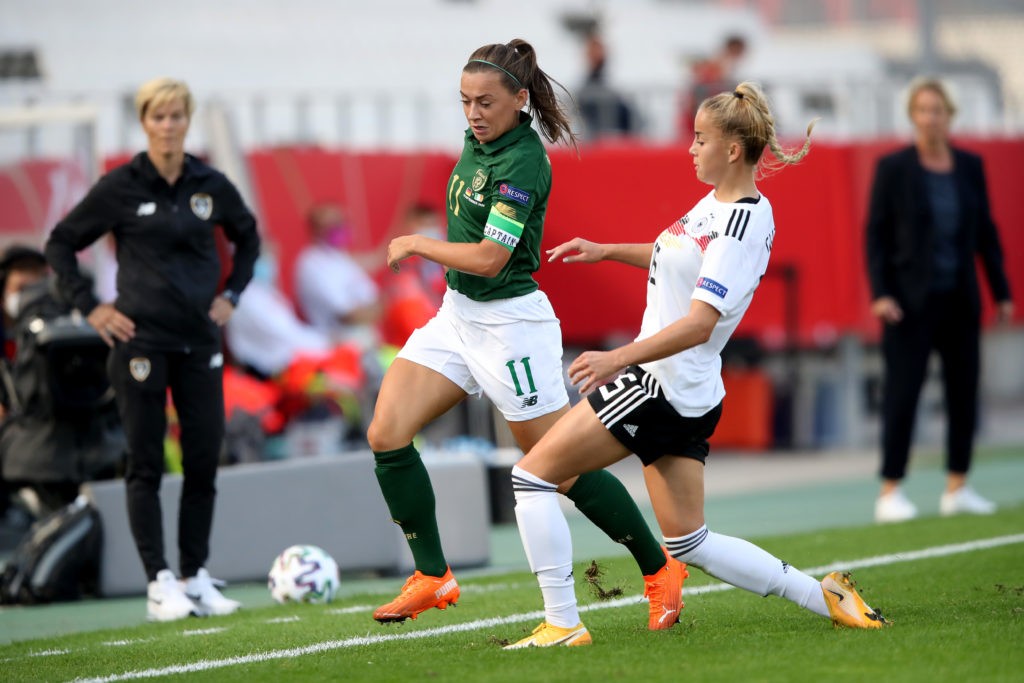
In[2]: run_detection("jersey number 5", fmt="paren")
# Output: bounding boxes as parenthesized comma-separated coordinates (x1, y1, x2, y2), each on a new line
(598, 372, 638, 401)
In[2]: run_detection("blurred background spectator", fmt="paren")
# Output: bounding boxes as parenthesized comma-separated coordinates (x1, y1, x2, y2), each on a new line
(379, 203, 446, 348)
(679, 34, 748, 139)
(226, 243, 332, 379)
(576, 31, 637, 141)
(294, 203, 383, 351)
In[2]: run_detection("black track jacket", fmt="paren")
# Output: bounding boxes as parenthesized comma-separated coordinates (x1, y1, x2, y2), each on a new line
(45, 152, 260, 351)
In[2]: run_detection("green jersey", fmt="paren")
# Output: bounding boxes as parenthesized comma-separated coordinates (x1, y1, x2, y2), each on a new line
(444, 112, 551, 301)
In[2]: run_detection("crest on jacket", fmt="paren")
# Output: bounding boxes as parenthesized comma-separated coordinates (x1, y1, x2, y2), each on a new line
(129, 357, 151, 382)
(190, 193, 213, 220)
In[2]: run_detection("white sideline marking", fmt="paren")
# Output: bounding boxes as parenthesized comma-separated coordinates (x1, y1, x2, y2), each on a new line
(72, 533, 1024, 683)
(266, 616, 301, 624)
(29, 649, 70, 657)
(325, 605, 372, 615)
(181, 628, 225, 637)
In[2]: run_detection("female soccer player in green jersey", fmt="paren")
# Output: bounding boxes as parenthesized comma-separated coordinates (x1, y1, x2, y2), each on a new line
(367, 39, 684, 628)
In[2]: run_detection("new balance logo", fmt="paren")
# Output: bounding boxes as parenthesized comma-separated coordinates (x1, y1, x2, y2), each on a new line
(521, 395, 539, 408)
(623, 423, 639, 437)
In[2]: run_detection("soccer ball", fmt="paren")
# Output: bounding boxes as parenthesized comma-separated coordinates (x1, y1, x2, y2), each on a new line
(267, 544, 340, 604)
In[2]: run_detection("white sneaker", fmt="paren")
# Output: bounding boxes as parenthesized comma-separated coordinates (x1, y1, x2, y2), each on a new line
(148, 569, 199, 622)
(874, 488, 918, 523)
(183, 568, 241, 616)
(940, 486, 996, 516)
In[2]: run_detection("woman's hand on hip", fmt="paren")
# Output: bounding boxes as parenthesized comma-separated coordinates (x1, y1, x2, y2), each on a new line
(87, 303, 136, 347)
(209, 296, 235, 326)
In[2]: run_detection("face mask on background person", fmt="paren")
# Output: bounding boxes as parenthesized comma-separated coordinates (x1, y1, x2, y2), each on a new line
(323, 222, 352, 249)
(3, 291, 20, 319)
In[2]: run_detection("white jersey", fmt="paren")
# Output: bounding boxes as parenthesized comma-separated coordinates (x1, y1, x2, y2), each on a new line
(637, 190, 775, 416)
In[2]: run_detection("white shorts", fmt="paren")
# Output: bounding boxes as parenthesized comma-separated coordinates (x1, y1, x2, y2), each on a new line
(397, 288, 569, 421)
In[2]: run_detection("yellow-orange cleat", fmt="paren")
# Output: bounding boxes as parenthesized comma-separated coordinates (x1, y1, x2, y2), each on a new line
(643, 549, 689, 630)
(821, 571, 889, 629)
(504, 621, 592, 649)
(373, 567, 460, 623)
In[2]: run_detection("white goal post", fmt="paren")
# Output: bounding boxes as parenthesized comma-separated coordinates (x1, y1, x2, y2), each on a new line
(0, 103, 106, 282)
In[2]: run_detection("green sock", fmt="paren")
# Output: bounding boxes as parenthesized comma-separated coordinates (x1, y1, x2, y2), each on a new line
(373, 444, 447, 577)
(566, 469, 666, 576)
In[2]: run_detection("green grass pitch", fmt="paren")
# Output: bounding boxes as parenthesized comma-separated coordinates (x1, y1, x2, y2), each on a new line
(1, 504, 1021, 682)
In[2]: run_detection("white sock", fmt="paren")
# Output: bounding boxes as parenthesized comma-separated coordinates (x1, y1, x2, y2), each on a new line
(511, 465, 580, 628)
(666, 525, 828, 617)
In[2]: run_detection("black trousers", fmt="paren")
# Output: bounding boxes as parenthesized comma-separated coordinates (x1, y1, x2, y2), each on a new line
(108, 343, 225, 581)
(880, 290, 980, 481)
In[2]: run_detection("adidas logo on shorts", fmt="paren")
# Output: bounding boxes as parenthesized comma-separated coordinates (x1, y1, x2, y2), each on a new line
(624, 423, 639, 437)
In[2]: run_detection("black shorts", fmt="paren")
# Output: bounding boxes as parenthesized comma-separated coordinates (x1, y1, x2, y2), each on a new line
(587, 365, 723, 466)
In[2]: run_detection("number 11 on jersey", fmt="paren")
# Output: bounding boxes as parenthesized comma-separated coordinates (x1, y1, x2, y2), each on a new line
(505, 357, 537, 396)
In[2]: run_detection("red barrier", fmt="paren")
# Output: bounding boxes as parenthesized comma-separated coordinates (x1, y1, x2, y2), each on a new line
(4, 140, 1020, 348)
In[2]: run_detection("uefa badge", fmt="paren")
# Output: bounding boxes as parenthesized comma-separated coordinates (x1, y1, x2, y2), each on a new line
(472, 168, 488, 192)
(129, 357, 151, 382)
(190, 193, 213, 220)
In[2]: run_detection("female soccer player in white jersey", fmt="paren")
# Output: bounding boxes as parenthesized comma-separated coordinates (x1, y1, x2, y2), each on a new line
(505, 81, 887, 649)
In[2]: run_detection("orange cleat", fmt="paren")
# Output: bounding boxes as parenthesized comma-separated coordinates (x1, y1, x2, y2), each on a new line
(643, 549, 689, 630)
(373, 567, 460, 623)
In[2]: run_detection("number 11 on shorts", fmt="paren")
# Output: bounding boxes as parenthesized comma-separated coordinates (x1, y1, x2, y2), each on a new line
(505, 357, 537, 396)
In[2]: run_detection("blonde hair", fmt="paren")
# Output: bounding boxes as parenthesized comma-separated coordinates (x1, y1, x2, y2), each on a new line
(698, 81, 815, 178)
(906, 77, 957, 118)
(134, 77, 195, 120)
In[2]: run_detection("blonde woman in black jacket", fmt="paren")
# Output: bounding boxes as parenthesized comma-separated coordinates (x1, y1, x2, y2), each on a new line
(46, 77, 260, 620)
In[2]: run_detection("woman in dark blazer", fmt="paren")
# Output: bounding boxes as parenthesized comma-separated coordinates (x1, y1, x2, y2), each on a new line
(866, 78, 1013, 523)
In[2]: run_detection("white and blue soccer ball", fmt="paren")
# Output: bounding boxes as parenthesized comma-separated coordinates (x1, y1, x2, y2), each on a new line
(268, 544, 340, 604)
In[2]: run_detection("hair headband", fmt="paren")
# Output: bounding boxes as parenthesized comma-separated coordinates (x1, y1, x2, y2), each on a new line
(468, 59, 523, 89)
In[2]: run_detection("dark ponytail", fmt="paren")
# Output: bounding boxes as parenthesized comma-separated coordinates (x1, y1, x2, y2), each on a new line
(464, 39, 578, 149)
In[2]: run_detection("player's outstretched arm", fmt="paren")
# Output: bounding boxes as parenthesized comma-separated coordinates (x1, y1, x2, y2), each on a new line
(547, 238, 653, 269)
